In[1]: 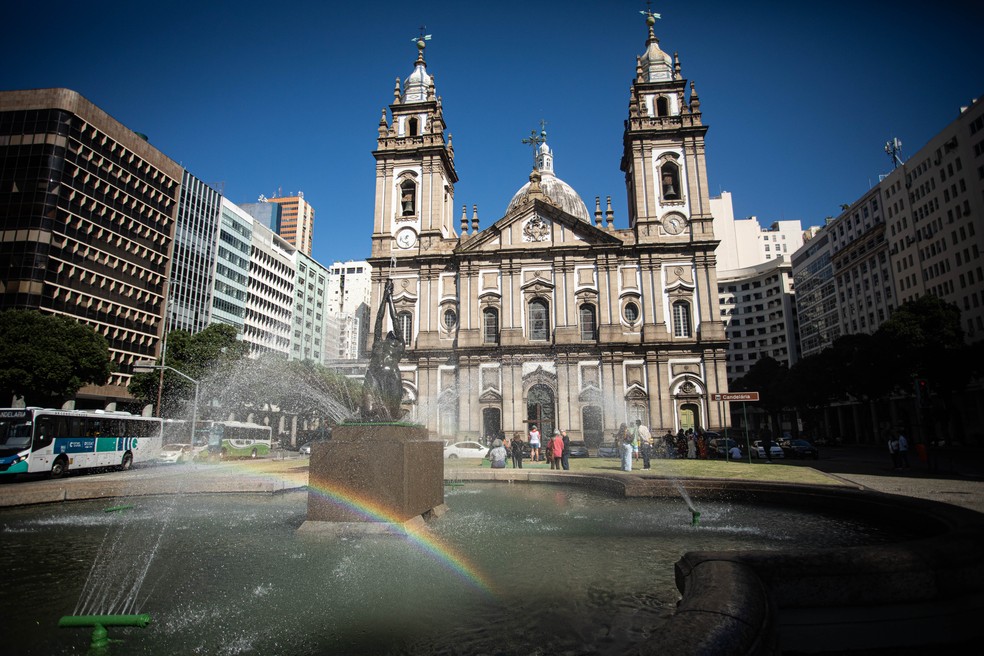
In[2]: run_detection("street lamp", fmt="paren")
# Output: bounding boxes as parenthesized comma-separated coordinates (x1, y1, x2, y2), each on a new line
(134, 361, 199, 445)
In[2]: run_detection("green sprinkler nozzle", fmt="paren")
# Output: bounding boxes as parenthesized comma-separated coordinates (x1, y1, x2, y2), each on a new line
(59, 614, 151, 652)
(691, 510, 701, 527)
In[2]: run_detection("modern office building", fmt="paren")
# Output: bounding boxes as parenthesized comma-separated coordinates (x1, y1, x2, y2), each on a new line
(293, 252, 329, 363)
(719, 259, 798, 379)
(711, 192, 804, 271)
(238, 199, 282, 234)
(364, 16, 730, 442)
(243, 218, 295, 357)
(324, 260, 371, 360)
(210, 198, 252, 332)
(266, 192, 314, 257)
(167, 171, 222, 334)
(0, 88, 181, 406)
(792, 96, 984, 350)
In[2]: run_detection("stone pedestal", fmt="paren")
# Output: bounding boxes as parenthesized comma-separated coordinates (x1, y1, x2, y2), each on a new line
(298, 423, 446, 535)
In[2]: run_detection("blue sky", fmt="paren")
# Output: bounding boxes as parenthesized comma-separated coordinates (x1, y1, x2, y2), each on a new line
(4, 1, 982, 266)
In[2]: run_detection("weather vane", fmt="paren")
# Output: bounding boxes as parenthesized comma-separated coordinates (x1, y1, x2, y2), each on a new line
(521, 121, 547, 167)
(640, 0, 661, 24)
(411, 25, 432, 52)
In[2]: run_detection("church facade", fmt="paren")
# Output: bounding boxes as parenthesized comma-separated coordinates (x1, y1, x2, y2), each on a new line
(366, 15, 731, 445)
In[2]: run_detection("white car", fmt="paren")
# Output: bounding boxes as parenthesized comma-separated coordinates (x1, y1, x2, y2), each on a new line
(751, 441, 785, 460)
(158, 443, 196, 464)
(443, 441, 488, 459)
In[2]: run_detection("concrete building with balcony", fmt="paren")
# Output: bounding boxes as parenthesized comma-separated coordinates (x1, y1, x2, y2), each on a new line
(0, 88, 181, 406)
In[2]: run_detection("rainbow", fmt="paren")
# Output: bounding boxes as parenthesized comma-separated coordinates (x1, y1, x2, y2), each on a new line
(220, 461, 496, 596)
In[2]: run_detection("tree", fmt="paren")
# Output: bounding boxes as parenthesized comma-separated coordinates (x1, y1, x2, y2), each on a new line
(730, 356, 790, 431)
(128, 323, 250, 416)
(0, 309, 112, 406)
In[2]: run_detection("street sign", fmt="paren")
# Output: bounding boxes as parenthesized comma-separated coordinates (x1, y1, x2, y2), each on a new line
(711, 392, 760, 402)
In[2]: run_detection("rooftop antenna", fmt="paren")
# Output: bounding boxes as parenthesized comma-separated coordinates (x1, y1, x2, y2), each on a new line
(885, 137, 904, 169)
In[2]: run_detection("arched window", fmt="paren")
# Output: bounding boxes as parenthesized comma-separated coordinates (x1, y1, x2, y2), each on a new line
(660, 161, 680, 201)
(656, 96, 670, 117)
(672, 300, 692, 337)
(579, 304, 597, 341)
(528, 299, 550, 341)
(483, 308, 499, 344)
(400, 179, 416, 216)
(396, 311, 413, 344)
(408, 117, 419, 136)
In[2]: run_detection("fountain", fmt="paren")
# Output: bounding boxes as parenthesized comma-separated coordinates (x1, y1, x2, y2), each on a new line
(299, 278, 445, 535)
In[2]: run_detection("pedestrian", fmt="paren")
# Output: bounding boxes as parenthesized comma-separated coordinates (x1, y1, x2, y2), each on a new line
(728, 444, 743, 460)
(511, 432, 524, 469)
(489, 438, 508, 469)
(528, 424, 541, 462)
(615, 423, 629, 457)
(760, 425, 774, 463)
(676, 429, 687, 458)
(549, 430, 564, 470)
(897, 430, 910, 469)
(686, 430, 696, 459)
(560, 429, 571, 471)
(636, 419, 652, 469)
(621, 422, 636, 471)
(663, 429, 675, 459)
(887, 430, 901, 470)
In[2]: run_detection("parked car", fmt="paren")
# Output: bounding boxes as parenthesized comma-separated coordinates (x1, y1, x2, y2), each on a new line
(597, 441, 620, 458)
(568, 441, 590, 458)
(780, 439, 819, 459)
(707, 437, 740, 459)
(443, 441, 488, 459)
(158, 443, 196, 464)
(751, 440, 785, 460)
(299, 443, 312, 456)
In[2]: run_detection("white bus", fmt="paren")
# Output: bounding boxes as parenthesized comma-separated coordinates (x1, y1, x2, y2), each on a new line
(0, 408, 163, 478)
(197, 420, 273, 459)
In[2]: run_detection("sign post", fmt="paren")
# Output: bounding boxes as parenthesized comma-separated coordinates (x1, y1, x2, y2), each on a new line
(711, 392, 760, 463)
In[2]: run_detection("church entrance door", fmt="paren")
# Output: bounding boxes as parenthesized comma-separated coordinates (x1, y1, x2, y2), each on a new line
(527, 384, 555, 441)
(482, 407, 501, 442)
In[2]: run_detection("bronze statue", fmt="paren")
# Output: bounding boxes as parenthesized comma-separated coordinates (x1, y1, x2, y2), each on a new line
(360, 279, 406, 421)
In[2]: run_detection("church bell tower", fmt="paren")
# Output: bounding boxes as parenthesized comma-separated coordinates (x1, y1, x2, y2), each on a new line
(371, 35, 458, 260)
(620, 10, 714, 245)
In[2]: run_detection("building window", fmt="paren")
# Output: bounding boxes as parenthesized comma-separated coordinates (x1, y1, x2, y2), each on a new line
(579, 304, 597, 340)
(672, 300, 692, 337)
(396, 311, 413, 344)
(443, 308, 457, 330)
(660, 161, 681, 201)
(529, 299, 550, 341)
(624, 302, 640, 324)
(656, 96, 669, 117)
(483, 308, 499, 344)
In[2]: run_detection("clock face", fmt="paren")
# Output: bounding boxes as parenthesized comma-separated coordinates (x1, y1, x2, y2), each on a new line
(664, 216, 686, 235)
(396, 228, 417, 249)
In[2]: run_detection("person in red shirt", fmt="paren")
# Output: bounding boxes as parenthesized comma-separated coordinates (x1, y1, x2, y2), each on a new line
(549, 430, 564, 470)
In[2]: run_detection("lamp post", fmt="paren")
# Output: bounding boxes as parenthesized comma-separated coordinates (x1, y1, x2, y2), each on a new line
(135, 362, 199, 444)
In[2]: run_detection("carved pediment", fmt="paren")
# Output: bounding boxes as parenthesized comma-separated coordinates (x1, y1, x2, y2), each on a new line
(454, 199, 623, 254)
(479, 389, 502, 403)
(523, 365, 557, 391)
(578, 383, 602, 402)
(625, 385, 649, 400)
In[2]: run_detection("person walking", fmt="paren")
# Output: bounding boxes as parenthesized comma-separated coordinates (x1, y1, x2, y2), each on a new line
(528, 425, 541, 462)
(686, 429, 697, 459)
(560, 429, 571, 470)
(887, 430, 902, 470)
(621, 422, 636, 472)
(897, 430, 910, 470)
(760, 425, 774, 463)
(548, 430, 563, 470)
(636, 419, 652, 469)
(511, 432, 524, 469)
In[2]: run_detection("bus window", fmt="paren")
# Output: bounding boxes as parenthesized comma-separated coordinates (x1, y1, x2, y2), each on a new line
(34, 417, 55, 450)
(69, 417, 83, 438)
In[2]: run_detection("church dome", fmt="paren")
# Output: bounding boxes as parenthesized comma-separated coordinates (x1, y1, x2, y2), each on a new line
(403, 40, 432, 103)
(506, 139, 591, 222)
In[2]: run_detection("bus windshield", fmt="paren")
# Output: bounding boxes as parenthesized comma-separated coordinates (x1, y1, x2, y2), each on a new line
(0, 421, 32, 450)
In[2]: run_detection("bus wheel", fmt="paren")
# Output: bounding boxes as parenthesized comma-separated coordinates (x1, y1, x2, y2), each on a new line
(50, 457, 68, 478)
(120, 452, 133, 471)
(250, 448, 258, 459)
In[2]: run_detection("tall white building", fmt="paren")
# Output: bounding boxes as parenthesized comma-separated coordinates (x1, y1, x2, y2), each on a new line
(243, 218, 295, 357)
(711, 192, 804, 379)
(292, 252, 330, 363)
(325, 260, 372, 360)
(211, 198, 253, 332)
